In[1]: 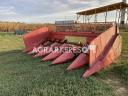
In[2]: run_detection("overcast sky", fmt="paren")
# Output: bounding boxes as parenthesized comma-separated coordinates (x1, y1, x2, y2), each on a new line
(0, 0, 125, 23)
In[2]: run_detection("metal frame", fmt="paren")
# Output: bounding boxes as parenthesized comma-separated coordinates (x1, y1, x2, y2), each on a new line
(76, 2, 128, 31)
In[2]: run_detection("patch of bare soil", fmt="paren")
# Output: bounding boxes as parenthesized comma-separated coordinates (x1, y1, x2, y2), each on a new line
(101, 73, 128, 96)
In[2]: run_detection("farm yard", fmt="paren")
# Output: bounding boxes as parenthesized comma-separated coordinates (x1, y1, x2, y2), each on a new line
(0, 32, 128, 96)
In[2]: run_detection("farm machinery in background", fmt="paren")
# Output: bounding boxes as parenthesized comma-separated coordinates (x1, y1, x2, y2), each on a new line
(22, 2, 128, 78)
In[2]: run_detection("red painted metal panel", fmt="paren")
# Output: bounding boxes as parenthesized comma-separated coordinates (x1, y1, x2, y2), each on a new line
(23, 27, 49, 52)
(89, 25, 117, 67)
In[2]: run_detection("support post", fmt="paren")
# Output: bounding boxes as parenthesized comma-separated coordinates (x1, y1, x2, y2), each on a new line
(85, 15, 87, 23)
(94, 9, 97, 23)
(121, 0, 126, 25)
(76, 14, 81, 23)
(83, 15, 85, 23)
(94, 14, 97, 23)
(126, 8, 128, 31)
(115, 10, 118, 23)
(104, 8, 108, 23)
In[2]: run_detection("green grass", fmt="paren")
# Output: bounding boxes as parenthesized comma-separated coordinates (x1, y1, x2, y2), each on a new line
(110, 32, 128, 85)
(0, 32, 128, 96)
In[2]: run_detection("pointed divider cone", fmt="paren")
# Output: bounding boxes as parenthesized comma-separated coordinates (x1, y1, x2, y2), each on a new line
(82, 61, 105, 78)
(33, 42, 61, 58)
(27, 51, 34, 55)
(33, 50, 50, 58)
(33, 51, 44, 58)
(27, 45, 43, 55)
(50, 42, 60, 47)
(52, 52, 75, 65)
(27, 48, 36, 55)
(42, 43, 69, 61)
(33, 46, 50, 58)
(42, 51, 62, 61)
(66, 53, 89, 71)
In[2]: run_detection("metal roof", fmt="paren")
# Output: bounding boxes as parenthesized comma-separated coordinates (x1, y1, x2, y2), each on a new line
(77, 2, 128, 15)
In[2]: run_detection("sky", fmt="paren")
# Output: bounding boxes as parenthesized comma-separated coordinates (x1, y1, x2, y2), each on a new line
(0, 0, 126, 23)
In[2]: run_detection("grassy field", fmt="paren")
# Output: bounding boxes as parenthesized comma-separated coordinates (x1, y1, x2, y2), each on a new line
(0, 32, 128, 96)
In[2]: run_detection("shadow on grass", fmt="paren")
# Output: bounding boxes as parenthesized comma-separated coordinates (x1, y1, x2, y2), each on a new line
(0, 50, 22, 56)
(0, 50, 87, 78)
